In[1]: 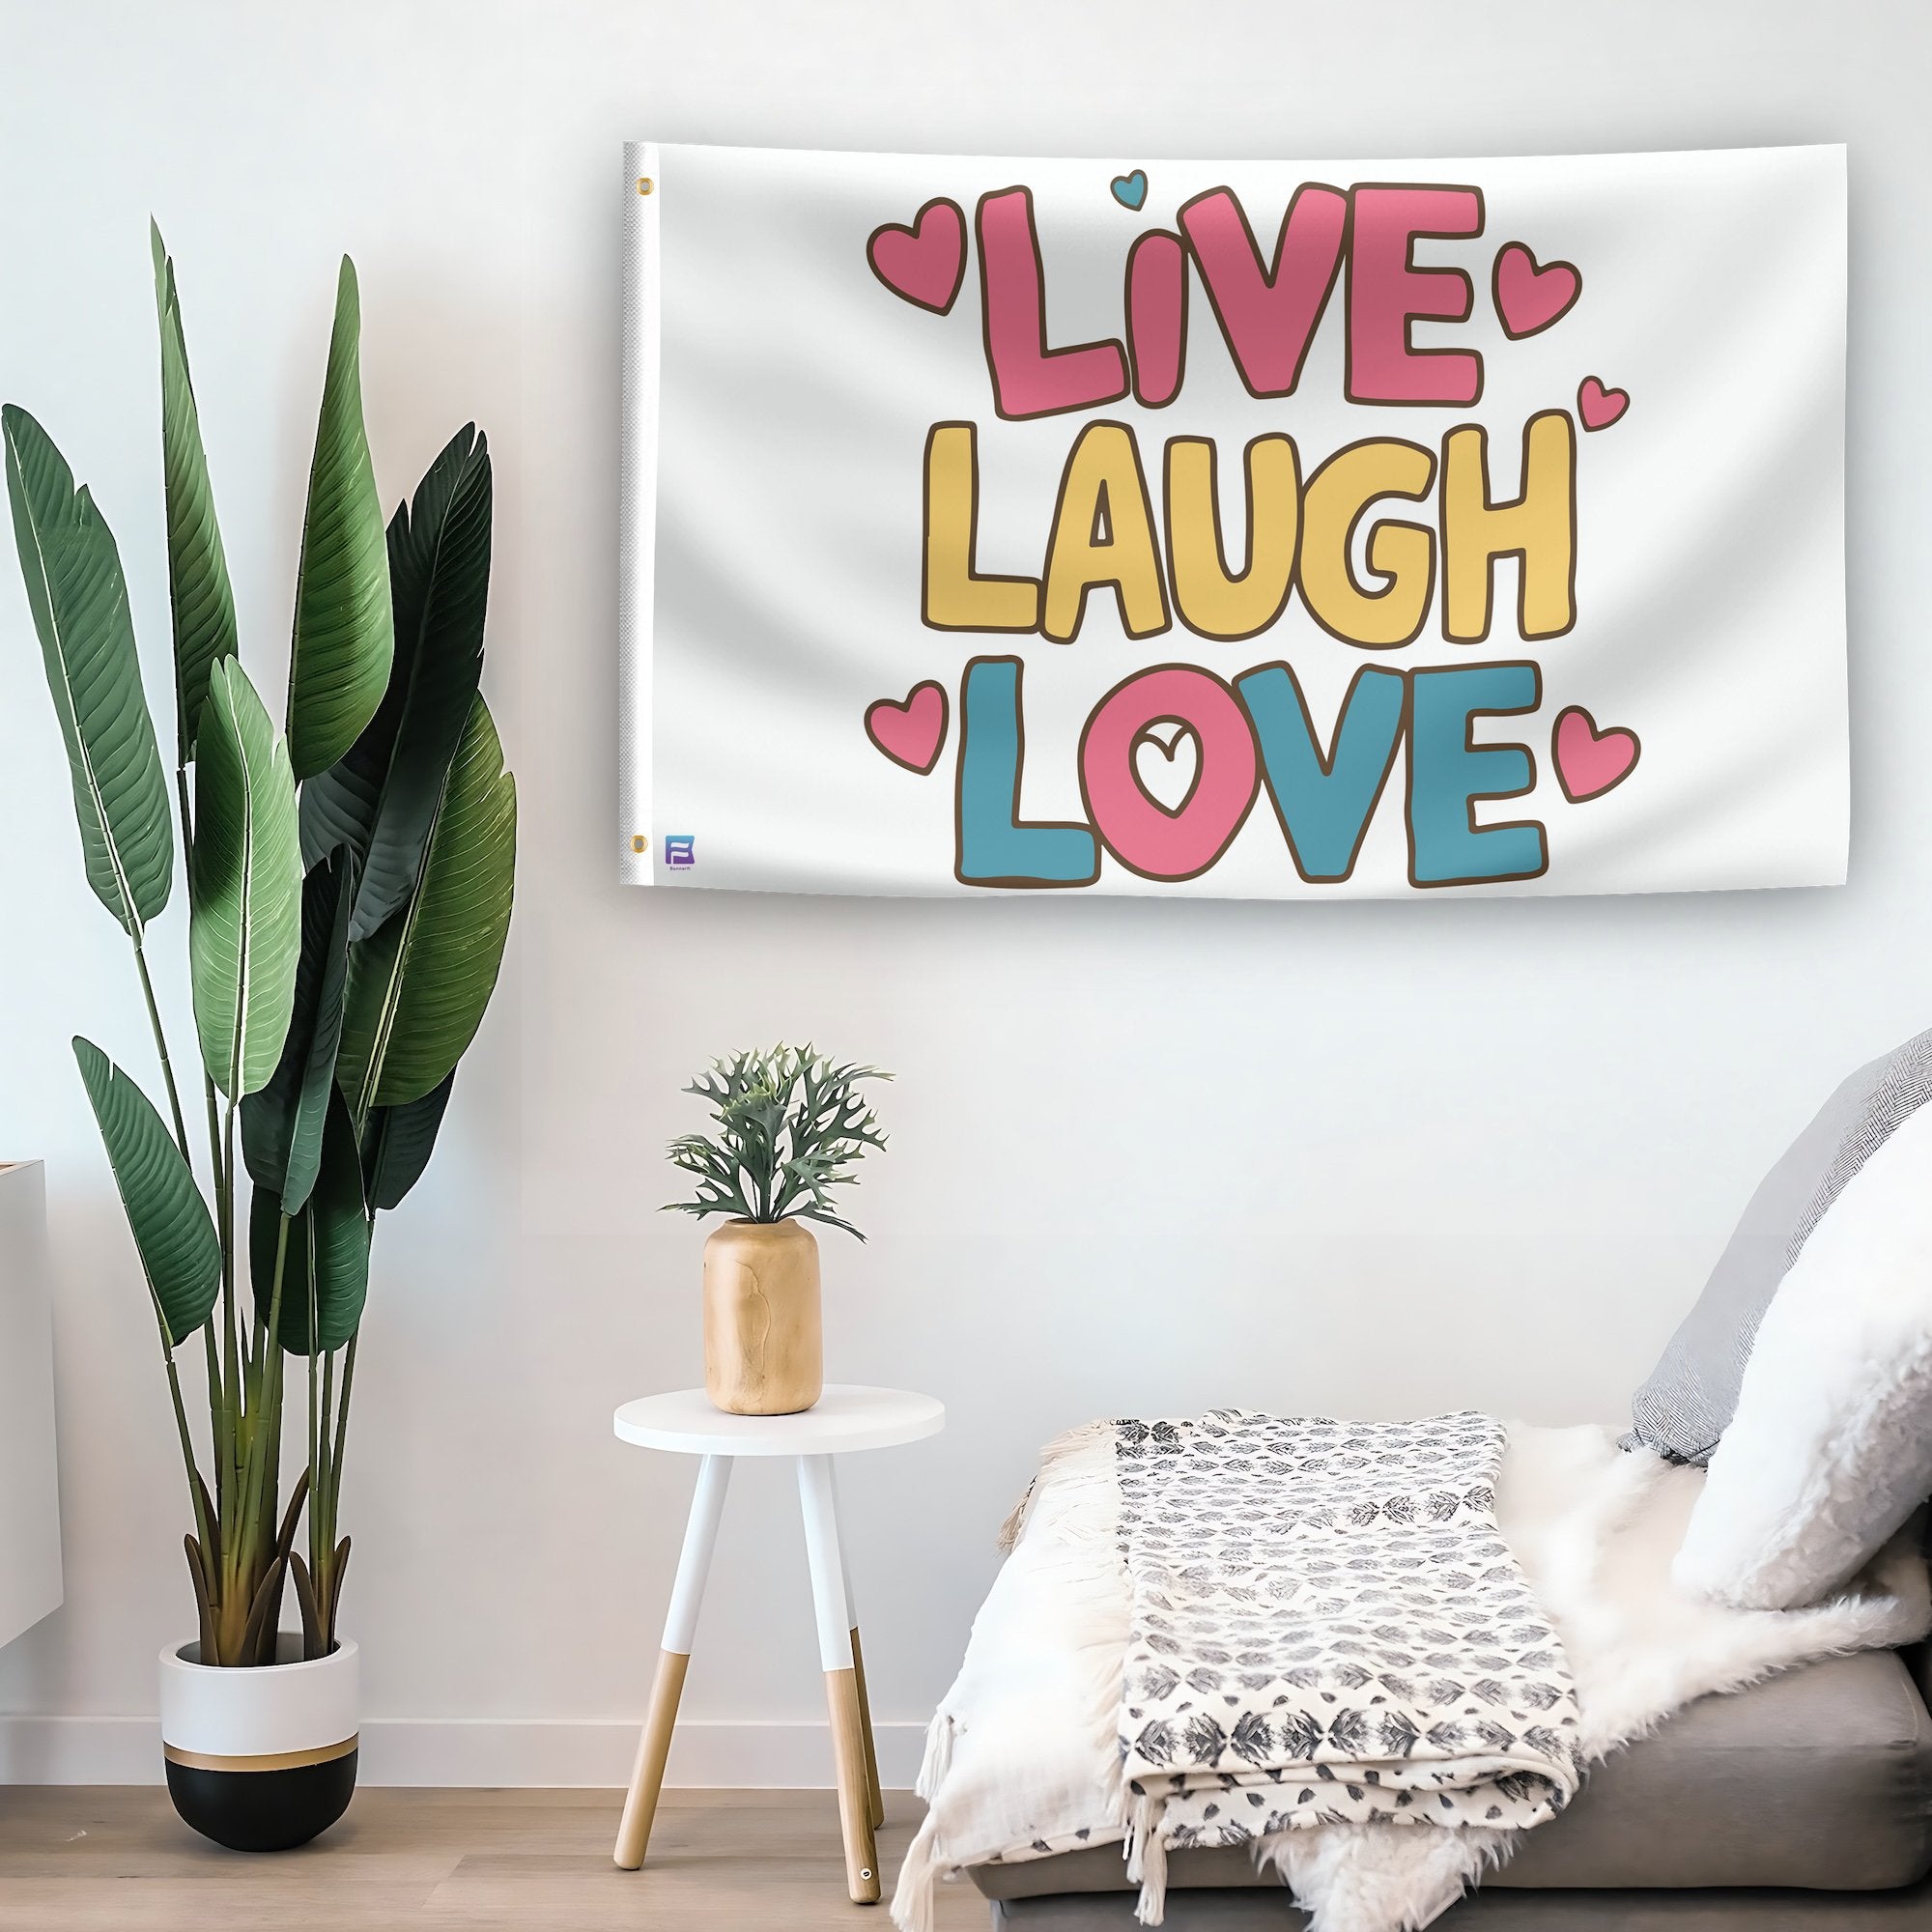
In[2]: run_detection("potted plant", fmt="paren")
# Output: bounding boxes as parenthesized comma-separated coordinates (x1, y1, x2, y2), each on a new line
(665, 1046, 889, 1415)
(4, 227, 515, 1850)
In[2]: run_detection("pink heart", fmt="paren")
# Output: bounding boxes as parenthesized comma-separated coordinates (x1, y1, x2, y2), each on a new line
(1553, 705, 1640, 802)
(1578, 376, 1629, 431)
(866, 681, 949, 775)
(867, 199, 966, 316)
(1492, 242, 1580, 339)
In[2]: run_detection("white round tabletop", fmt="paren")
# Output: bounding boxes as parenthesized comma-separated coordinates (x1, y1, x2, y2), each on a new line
(612, 1384, 945, 1458)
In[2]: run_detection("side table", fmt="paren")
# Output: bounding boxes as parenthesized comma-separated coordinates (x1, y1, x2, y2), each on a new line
(611, 1383, 946, 1903)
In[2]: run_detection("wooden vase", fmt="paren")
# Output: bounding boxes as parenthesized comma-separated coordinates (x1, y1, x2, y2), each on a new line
(702, 1218, 823, 1415)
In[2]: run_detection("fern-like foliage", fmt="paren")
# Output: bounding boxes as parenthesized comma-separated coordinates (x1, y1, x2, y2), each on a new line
(665, 1042, 890, 1239)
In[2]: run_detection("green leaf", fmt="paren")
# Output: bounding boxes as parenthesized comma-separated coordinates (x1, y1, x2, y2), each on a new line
(3, 406, 174, 936)
(338, 695, 515, 1113)
(189, 658, 302, 1098)
(73, 1037, 219, 1348)
(664, 1044, 889, 1236)
(287, 257, 392, 781)
(242, 848, 355, 1213)
(360, 1070, 455, 1212)
(301, 425, 491, 939)
(151, 223, 238, 763)
(250, 1088, 369, 1355)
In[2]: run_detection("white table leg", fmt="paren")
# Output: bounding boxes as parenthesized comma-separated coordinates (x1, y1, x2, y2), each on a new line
(828, 1461, 885, 1830)
(798, 1454, 881, 1903)
(613, 1454, 732, 1870)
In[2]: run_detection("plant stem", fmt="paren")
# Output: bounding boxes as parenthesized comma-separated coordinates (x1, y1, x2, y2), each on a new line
(220, 1096, 239, 1404)
(218, 1097, 242, 1604)
(216, 1212, 287, 1663)
(314, 1346, 336, 1564)
(130, 938, 190, 1166)
(162, 1350, 213, 1564)
(202, 1321, 225, 1525)
(309, 1337, 359, 1654)
(241, 1215, 291, 1586)
(329, 1334, 355, 1527)
(200, 1074, 226, 1510)
(307, 1334, 321, 1544)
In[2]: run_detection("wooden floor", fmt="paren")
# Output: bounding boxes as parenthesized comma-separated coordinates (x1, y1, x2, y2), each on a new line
(0, 1786, 987, 1931)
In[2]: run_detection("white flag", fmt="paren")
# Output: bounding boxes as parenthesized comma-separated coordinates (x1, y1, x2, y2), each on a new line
(620, 142, 1846, 900)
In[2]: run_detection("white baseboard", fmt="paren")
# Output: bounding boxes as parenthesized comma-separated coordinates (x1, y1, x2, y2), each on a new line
(0, 1715, 928, 1788)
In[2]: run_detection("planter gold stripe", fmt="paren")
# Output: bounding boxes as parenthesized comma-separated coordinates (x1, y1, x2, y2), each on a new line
(163, 1736, 357, 1774)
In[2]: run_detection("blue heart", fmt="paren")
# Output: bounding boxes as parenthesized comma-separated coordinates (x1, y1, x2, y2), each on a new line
(1111, 169, 1149, 211)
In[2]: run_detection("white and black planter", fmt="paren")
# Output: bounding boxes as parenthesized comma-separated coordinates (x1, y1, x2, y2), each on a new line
(159, 1635, 358, 1852)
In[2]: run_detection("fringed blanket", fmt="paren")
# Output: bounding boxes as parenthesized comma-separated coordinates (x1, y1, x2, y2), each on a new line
(895, 1419, 1932, 1932)
(1112, 1412, 1581, 1918)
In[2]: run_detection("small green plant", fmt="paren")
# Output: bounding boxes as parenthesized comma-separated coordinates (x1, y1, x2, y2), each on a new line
(665, 1044, 890, 1238)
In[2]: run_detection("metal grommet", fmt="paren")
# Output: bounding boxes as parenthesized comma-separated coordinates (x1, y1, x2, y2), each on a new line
(630, 835, 647, 854)
(637, 176, 654, 196)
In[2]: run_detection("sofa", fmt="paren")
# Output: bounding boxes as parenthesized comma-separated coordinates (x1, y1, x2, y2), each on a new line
(967, 1646, 1932, 1925)
(936, 1027, 1932, 1928)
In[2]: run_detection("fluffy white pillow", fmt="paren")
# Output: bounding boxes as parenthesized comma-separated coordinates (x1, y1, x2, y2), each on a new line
(1673, 1099, 1932, 1610)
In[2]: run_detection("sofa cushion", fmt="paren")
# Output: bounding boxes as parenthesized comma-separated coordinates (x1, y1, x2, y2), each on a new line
(1624, 1026, 1932, 1466)
(1671, 1097, 1932, 1609)
(969, 1651, 1932, 1898)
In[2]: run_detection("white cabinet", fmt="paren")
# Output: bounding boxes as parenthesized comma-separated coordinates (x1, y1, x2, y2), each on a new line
(0, 1162, 61, 1648)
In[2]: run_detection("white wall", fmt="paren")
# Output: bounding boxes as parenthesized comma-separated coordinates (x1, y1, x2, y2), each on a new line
(2, 0, 1928, 1786)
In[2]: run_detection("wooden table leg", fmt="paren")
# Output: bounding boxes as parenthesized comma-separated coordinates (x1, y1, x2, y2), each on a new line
(798, 1454, 880, 1904)
(614, 1454, 732, 1869)
(827, 1462, 885, 1830)
(848, 1625, 885, 1831)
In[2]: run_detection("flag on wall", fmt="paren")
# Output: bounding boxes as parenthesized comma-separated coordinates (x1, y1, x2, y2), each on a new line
(619, 141, 1846, 899)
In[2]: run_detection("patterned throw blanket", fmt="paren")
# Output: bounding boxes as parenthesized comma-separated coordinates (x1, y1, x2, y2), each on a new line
(1114, 1411, 1583, 1918)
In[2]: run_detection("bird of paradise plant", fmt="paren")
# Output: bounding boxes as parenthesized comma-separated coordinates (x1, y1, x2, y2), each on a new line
(3, 227, 515, 1664)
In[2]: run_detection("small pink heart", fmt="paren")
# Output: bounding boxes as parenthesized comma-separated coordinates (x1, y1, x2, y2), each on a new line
(1492, 242, 1581, 339)
(866, 680, 949, 775)
(1578, 376, 1629, 431)
(1553, 705, 1640, 802)
(867, 199, 966, 316)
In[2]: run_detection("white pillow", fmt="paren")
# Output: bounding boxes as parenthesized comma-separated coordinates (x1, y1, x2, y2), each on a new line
(1672, 1099, 1932, 1610)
